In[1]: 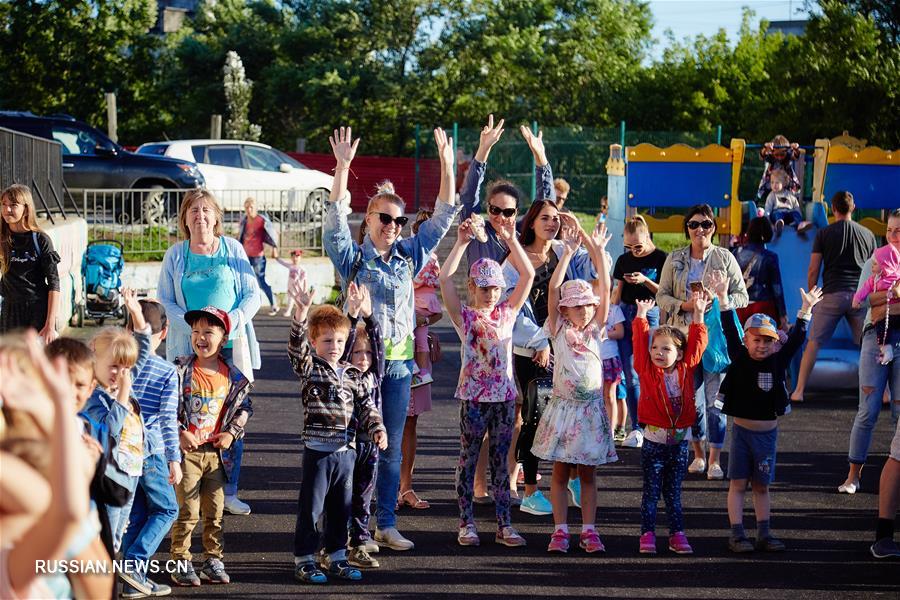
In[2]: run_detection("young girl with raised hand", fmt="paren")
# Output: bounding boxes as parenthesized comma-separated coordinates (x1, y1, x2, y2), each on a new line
(531, 221, 616, 554)
(441, 216, 534, 548)
(632, 295, 708, 555)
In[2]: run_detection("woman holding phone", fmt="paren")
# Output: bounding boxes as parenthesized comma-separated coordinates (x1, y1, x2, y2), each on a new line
(657, 204, 748, 480)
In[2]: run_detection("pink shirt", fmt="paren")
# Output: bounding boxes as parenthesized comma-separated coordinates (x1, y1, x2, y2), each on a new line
(453, 301, 517, 403)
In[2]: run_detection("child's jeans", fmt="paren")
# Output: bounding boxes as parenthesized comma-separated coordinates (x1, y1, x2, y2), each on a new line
(640, 439, 689, 534)
(106, 475, 140, 553)
(769, 209, 803, 226)
(349, 441, 379, 547)
(693, 369, 727, 449)
(294, 447, 355, 560)
(456, 399, 515, 529)
(170, 444, 226, 562)
(121, 453, 179, 571)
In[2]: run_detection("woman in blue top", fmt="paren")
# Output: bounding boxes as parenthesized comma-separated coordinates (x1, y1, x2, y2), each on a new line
(323, 126, 459, 551)
(158, 189, 261, 515)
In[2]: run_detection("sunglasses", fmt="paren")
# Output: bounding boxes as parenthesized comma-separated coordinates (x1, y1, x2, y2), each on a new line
(488, 205, 517, 218)
(624, 244, 645, 253)
(687, 220, 715, 231)
(372, 212, 409, 227)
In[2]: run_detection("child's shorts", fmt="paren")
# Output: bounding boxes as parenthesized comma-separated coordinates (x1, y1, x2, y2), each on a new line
(728, 424, 777, 485)
(602, 357, 623, 383)
(414, 324, 430, 353)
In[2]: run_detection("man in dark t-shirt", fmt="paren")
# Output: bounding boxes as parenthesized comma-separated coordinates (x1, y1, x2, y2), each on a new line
(791, 191, 877, 401)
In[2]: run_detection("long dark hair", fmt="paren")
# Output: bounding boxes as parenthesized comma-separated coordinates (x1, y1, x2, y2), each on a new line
(519, 199, 561, 247)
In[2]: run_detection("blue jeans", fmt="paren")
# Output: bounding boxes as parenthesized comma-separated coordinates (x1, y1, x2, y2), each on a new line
(106, 475, 140, 553)
(375, 359, 413, 529)
(120, 453, 179, 570)
(848, 328, 900, 464)
(248, 256, 275, 306)
(770, 209, 803, 226)
(619, 303, 660, 432)
(223, 438, 243, 497)
(293, 447, 355, 558)
(692, 368, 727, 449)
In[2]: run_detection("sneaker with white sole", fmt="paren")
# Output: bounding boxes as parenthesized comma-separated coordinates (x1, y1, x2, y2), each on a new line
(687, 458, 707, 474)
(567, 478, 582, 508)
(520, 490, 553, 516)
(458, 524, 480, 546)
(870, 537, 900, 559)
(170, 561, 200, 587)
(707, 463, 725, 480)
(495, 526, 526, 547)
(348, 546, 380, 568)
(838, 480, 859, 494)
(268, 306, 280, 316)
(374, 527, 415, 550)
(223, 495, 251, 515)
(622, 429, 644, 448)
(359, 539, 380, 553)
(199, 558, 230, 584)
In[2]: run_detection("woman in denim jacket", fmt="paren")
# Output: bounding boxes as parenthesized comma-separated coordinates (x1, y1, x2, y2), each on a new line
(323, 126, 459, 551)
(657, 204, 748, 481)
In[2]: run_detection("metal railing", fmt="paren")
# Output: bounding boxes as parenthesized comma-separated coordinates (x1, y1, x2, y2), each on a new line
(0, 126, 75, 223)
(82, 188, 326, 259)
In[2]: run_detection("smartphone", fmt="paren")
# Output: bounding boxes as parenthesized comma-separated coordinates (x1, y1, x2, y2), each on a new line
(689, 281, 704, 293)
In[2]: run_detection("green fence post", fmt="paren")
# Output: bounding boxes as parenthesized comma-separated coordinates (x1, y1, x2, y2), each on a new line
(717, 125, 723, 145)
(414, 125, 420, 210)
(620, 120, 626, 148)
(453, 122, 458, 172)
(531, 120, 538, 201)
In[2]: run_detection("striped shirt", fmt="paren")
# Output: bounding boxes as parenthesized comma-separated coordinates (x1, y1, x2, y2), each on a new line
(132, 352, 181, 463)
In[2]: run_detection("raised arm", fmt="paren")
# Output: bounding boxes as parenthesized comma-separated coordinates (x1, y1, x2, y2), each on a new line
(584, 219, 612, 327)
(435, 127, 456, 207)
(632, 299, 654, 374)
(520, 125, 554, 201)
(461, 116, 504, 219)
(286, 273, 315, 378)
(324, 127, 362, 281)
(547, 227, 580, 335)
(440, 220, 474, 331)
(498, 220, 534, 314)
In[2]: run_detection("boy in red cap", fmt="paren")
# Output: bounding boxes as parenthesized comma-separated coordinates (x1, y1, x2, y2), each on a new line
(170, 306, 253, 587)
(714, 277, 822, 554)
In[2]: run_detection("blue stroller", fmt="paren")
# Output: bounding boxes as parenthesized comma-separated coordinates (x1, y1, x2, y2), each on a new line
(72, 240, 126, 327)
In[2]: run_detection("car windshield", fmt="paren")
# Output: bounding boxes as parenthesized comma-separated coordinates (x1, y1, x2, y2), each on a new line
(274, 149, 307, 170)
(137, 144, 170, 155)
(52, 124, 116, 156)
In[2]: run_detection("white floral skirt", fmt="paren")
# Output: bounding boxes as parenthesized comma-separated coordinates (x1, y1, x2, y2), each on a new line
(531, 395, 619, 466)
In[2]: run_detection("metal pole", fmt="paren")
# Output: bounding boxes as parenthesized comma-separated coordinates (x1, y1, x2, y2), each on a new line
(414, 125, 420, 210)
(619, 120, 626, 148)
(531, 120, 538, 201)
(452, 122, 459, 173)
(717, 125, 723, 145)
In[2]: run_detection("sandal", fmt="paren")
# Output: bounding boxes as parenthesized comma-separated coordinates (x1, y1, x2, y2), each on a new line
(398, 489, 430, 509)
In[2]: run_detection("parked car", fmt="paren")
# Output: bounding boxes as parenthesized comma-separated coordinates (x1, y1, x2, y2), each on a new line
(136, 139, 335, 219)
(0, 111, 205, 224)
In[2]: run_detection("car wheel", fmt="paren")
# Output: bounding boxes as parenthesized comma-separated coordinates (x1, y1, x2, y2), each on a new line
(142, 185, 169, 226)
(305, 188, 328, 221)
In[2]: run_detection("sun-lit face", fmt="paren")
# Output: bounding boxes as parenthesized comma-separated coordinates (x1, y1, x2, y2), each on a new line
(561, 304, 595, 330)
(1, 197, 26, 225)
(190, 318, 227, 360)
(886, 216, 900, 250)
(469, 282, 501, 311)
(187, 199, 219, 240)
(92, 352, 129, 390)
(487, 193, 518, 232)
(244, 199, 258, 219)
(531, 204, 561, 242)
(366, 199, 404, 249)
(650, 334, 682, 370)
(744, 330, 776, 361)
(623, 231, 650, 257)
(311, 326, 348, 366)
(70, 364, 95, 412)
(687, 214, 715, 249)
(349, 333, 373, 372)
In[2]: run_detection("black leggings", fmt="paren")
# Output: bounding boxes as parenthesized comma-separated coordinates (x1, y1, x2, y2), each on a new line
(514, 354, 551, 486)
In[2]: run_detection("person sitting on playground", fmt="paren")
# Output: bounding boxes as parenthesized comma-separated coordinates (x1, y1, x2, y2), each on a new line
(715, 275, 823, 554)
(757, 135, 801, 201)
(764, 169, 811, 234)
(852, 244, 900, 365)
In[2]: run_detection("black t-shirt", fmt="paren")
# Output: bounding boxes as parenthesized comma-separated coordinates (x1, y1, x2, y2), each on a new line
(529, 252, 559, 327)
(613, 248, 668, 304)
(0, 231, 61, 300)
(812, 220, 876, 294)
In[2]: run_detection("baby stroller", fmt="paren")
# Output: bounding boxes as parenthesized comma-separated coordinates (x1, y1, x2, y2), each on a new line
(72, 240, 126, 327)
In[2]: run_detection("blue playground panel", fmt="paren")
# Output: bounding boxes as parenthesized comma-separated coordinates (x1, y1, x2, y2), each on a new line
(823, 164, 900, 209)
(627, 162, 732, 208)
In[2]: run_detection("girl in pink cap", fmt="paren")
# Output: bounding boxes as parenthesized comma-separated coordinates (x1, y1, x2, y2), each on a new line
(531, 221, 617, 554)
(440, 216, 534, 548)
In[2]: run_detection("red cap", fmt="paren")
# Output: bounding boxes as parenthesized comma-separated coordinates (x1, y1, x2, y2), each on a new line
(184, 306, 231, 335)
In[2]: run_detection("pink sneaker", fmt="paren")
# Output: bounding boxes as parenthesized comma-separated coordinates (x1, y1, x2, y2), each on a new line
(668, 531, 693, 554)
(547, 530, 570, 553)
(579, 530, 606, 553)
(639, 531, 657, 554)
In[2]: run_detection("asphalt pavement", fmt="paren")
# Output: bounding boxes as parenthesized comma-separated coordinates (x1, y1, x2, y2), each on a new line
(158, 314, 899, 599)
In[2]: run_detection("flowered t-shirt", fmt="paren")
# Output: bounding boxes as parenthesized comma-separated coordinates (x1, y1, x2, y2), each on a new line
(117, 409, 144, 477)
(453, 301, 517, 403)
(188, 360, 230, 444)
(643, 371, 690, 445)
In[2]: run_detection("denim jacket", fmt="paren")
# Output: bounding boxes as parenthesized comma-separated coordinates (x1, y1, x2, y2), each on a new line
(460, 158, 556, 267)
(502, 241, 597, 351)
(238, 212, 278, 248)
(657, 245, 748, 328)
(324, 195, 459, 346)
(732, 243, 786, 318)
(158, 236, 262, 369)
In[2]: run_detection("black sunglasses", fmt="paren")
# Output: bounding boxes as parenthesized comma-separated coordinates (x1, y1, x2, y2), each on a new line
(488, 205, 517, 218)
(372, 212, 409, 227)
(687, 219, 715, 231)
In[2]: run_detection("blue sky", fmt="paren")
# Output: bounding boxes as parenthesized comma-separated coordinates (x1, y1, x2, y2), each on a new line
(649, 0, 811, 56)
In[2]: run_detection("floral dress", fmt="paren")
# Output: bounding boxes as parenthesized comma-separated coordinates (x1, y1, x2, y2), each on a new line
(414, 252, 442, 317)
(532, 319, 618, 466)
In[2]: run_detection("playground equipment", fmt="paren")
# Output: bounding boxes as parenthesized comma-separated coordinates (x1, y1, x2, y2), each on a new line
(606, 136, 899, 392)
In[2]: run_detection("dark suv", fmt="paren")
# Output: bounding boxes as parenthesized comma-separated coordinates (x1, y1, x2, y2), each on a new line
(0, 111, 204, 223)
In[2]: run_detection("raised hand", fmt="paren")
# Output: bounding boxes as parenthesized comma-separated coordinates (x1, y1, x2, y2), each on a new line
(589, 220, 612, 251)
(635, 298, 655, 319)
(329, 126, 360, 169)
(476, 114, 505, 161)
(800, 286, 823, 311)
(692, 291, 709, 316)
(289, 272, 314, 309)
(458, 217, 476, 244)
(434, 127, 454, 167)
(116, 369, 132, 408)
(495, 218, 516, 243)
(346, 282, 365, 318)
(707, 269, 728, 302)
(520, 125, 547, 165)
(358, 285, 372, 318)
(560, 225, 581, 255)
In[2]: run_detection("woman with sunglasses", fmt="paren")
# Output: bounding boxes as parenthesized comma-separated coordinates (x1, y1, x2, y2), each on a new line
(323, 126, 460, 552)
(611, 215, 668, 448)
(657, 204, 748, 480)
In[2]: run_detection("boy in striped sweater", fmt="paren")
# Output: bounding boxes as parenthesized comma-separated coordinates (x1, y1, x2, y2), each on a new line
(120, 299, 182, 597)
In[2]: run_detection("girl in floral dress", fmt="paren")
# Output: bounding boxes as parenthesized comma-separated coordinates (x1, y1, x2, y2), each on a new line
(532, 222, 617, 554)
(440, 217, 534, 548)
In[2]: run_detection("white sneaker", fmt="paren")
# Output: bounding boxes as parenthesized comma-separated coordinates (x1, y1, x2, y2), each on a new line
(268, 306, 280, 316)
(374, 527, 415, 551)
(838, 481, 859, 494)
(360, 539, 380, 554)
(687, 458, 707, 474)
(622, 429, 644, 448)
(707, 463, 725, 480)
(223, 495, 251, 515)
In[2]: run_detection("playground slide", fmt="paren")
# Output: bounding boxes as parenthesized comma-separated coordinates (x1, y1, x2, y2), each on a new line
(766, 202, 859, 391)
